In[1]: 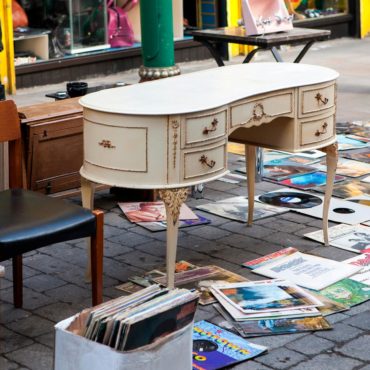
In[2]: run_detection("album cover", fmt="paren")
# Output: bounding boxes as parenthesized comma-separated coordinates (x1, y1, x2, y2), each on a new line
(252, 252, 361, 290)
(316, 278, 370, 307)
(266, 156, 320, 166)
(235, 316, 331, 337)
(341, 148, 370, 163)
(304, 224, 370, 253)
(136, 214, 210, 232)
(362, 175, 370, 184)
(277, 172, 345, 190)
(337, 134, 369, 151)
(196, 196, 288, 223)
(213, 303, 331, 337)
(154, 265, 248, 305)
(192, 321, 267, 370)
(263, 164, 317, 181)
(242, 247, 298, 269)
(290, 150, 326, 159)
(312, 158, 370, 177)
(217, 172, 246, 184)
(258, 190, 322, 209)
(211, 279, 323, 314)
(346, 134, 370, 143)
(115, 281, 144, 294)
(344, 254, 370, 286)
(123, 296, 199, 351)
(119, 201, 198, 223)
(308, 290, 349, 316)
(211, 288, 320, 322)
(314, 180, 370, 199)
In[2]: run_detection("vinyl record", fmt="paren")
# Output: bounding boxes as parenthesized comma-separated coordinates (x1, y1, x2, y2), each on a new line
(193, 339, 218, 352)
(259, 191, 322, 209)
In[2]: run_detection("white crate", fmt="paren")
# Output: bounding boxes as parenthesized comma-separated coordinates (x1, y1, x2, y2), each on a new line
(54, 314, 193, 370)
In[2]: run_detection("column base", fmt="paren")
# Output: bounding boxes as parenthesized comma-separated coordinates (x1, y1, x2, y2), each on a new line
(139, 65, 181, 81)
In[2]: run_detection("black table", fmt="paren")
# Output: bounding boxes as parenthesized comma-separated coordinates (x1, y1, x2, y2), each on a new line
(191, 27, 331, 66)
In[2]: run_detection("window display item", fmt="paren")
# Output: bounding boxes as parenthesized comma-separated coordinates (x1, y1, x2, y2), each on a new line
(107, 0, 137, 48)
(241, 0, 293, 36)
(12, 0, 28, 29)
(56, 0, 110, 54)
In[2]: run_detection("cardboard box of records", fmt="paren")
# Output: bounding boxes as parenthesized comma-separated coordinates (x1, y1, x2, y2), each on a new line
(54, 286, 198, 370)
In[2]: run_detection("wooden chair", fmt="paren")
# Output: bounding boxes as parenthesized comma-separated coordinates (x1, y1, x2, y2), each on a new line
(0, 100, 103, 307)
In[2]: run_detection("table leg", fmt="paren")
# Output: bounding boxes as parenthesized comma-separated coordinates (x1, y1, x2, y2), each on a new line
(159, 187, 188, 289)
(81, 177, 96, 281)
(242, 47, 261, 63)
(320, 143, 338, 246)
(270, 47, 284, 62)
(294, 41, 314, 63)
(246, 145, 256, 226)
(194, 39, 225, 67)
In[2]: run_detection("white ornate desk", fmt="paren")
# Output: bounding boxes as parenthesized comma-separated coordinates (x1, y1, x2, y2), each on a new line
(79, 63, 339, 288)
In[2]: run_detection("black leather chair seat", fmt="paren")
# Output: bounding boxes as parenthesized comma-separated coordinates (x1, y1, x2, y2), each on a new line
(0, 189, 96, 261)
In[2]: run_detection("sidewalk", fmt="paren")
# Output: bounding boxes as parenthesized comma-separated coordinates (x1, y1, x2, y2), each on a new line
(1, 36, 370, 370)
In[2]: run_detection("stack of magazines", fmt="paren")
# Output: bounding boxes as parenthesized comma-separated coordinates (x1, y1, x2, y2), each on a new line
(83, 285, 198, 351)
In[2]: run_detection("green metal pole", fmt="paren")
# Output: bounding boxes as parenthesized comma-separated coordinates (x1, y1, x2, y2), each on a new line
(139, 0, 180, 80)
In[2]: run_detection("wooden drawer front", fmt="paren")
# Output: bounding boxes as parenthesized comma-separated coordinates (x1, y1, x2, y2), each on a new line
(182, 108, 227, 147)
(300, 83, 335, 116)
(230, 92, 293, 128)
(300, 115, 335, 146)
(84, 120, 148, 172)
(182, 141, 226, 180)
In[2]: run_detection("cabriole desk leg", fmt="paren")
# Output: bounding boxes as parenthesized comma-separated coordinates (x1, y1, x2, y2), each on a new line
(159, 187, 188, 289)
(320, 142, 338, 246)
(81, 177, 96, 282)
(246, 145, 256, 226)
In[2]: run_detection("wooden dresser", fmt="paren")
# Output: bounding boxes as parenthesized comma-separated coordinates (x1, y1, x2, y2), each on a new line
(19, 98, 83, 195)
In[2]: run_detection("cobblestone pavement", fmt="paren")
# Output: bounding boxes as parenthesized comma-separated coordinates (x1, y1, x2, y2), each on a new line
(1, 36, 370, 369)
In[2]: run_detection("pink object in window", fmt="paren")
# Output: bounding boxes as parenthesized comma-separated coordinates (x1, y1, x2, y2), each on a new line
(241, 0, 293, 36)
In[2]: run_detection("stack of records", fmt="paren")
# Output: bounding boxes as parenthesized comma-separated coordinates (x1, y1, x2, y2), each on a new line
(83, 285, 198, 351)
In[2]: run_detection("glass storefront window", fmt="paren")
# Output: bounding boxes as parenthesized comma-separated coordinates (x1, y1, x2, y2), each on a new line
(287, 0, 348, 20)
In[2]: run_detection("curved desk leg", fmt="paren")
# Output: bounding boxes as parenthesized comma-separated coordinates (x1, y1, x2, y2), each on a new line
(81, 177, 96, 282)
(320, 143, 338, 246)
(246, 145, 256, 226)
(159, 187, 188, 289)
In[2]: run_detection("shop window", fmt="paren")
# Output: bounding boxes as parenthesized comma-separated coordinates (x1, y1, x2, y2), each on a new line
(287, 0, 348, 20)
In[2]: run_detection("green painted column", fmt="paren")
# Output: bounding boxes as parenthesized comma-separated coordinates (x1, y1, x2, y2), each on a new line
(139, 0, 180, 80)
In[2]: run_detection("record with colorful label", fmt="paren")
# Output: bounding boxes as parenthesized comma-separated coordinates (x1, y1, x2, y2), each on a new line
(258, 191, 322, 209)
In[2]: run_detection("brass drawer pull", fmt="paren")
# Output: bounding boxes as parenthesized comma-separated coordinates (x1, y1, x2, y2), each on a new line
(203, 118, 218, 135)
(315, 122, 328, 136)
(315, 93, 329, 105)
(98, 139, 116, 149)
(199, 154, 216, 168)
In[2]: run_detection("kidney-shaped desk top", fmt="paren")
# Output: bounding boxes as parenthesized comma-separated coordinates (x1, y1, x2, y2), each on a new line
(80, 63, 339, 288)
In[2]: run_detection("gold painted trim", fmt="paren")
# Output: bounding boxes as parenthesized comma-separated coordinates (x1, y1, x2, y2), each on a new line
(158, 187, 188, 225)
(230, 91, 293, 129)
(172, 120, 179, 169)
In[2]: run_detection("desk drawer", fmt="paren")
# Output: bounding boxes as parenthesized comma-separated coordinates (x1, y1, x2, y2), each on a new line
(300, 115, 335, 146)
(182, 108, 227, 147)
(299, 83, 335, 117)
(182, 141, 226, 180)
(84, 120, 148, 172)
(230, 92, 293, 128)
